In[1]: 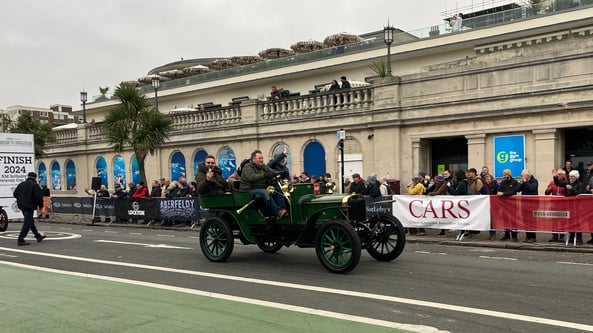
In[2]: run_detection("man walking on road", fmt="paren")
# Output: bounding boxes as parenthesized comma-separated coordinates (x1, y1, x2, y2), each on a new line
(13, 172, 46, 246)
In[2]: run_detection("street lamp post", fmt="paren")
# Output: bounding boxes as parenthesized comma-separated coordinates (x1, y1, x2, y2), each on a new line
(383, 23, 395, 76)
(337, 129, 345, 193)
(151, 76, 161, 111)
(80, 91, 87, 123)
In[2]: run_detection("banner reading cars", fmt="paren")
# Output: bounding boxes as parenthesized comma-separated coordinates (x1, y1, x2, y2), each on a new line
(393, 195, 491, 230)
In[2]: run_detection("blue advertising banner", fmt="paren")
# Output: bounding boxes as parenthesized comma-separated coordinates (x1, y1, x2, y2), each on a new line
(493, 135, 525, 178)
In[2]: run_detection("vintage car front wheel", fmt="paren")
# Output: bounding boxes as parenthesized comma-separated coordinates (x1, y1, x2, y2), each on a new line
(0, 208, 8, 232)
(366, 213, 406, 261)
(199, 217, 234, 262)
(315, 220, 361, 274)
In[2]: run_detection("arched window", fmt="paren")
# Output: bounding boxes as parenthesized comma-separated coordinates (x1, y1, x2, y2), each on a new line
(51, 161, 61, 190)
(304, 141, 326, 177)
(113, 156, 126, 187)
(96, 157, 108, 187)
(132, 156, 141, 185)
(193, 149, 208, 178)
(271, 144, 293, 174)
(65, 160, 77, 190)
(171, 151, 186, 182)
(218, 147, 236, 180)
(38, 162, 47, 187)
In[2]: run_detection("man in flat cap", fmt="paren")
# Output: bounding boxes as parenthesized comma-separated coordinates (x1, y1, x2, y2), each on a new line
(13, 172, 46, 246)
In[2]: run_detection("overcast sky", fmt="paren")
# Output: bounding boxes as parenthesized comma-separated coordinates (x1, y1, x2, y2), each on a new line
(1, 0, 502, 110)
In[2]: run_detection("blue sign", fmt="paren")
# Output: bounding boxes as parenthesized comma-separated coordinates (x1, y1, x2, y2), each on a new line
(493, 135, 525, 179)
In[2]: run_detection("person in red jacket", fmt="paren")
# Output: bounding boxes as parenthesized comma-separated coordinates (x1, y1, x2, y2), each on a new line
(132, 181, 149, 224)
(132, 181, 149, 198)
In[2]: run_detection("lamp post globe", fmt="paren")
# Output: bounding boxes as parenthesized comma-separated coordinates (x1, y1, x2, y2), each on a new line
(80, 91, 88, 124)
(383, 24, 395, 76)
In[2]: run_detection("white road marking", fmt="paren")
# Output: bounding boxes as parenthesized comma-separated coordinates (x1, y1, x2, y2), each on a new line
(479, 256, 519, 261)
(104, 230, 117, 233)
(0, 261, 448, 333)
(0, 246, 590, 331)
(413, 251, 447, 256)
(93, 239, 192, 249)
(0, 231, 81, 241)
(129, 233, 142, 235)
(156, 234, 175, 237)
(557, 261, 593, 266)
(0, 253, 18, 258)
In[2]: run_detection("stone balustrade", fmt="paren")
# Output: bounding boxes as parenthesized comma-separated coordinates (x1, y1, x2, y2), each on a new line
(169, 105, 242, 131)
(54, 128, 78, 145)
(51, 86, 375, 145)
(259, 87, 373, 121)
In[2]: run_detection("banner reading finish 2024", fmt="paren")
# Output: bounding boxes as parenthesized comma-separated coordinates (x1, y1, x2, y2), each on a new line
(0, 133, 35, 219)
(493, 135, 525, 179)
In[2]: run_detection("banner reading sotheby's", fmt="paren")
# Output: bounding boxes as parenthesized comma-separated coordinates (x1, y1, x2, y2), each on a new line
(393, 195, 491, 230)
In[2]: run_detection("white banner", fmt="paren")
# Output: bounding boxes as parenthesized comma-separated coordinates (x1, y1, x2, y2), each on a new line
(0, 133, 35, 218)
(393, 195, 491, 230)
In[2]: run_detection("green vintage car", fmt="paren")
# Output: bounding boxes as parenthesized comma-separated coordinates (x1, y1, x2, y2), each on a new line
(198, 179, 405, 274)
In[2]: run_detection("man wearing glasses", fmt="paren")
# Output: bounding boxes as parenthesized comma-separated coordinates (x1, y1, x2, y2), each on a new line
(196, 155, 230, 195)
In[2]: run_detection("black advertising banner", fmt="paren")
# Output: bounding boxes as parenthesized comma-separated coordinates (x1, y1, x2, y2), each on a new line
(366, 195, 394, 216)
(52, 197, 201, 221)
(113, 198, 160, 220)
(158, 197, 201, 221)
(95, 197, 115, 216)
(51, 197, 94, 214)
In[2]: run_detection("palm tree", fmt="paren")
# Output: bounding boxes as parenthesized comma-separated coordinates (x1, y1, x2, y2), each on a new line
(9, 112, 54, 158)
(96, 86, 110, 102)
(103, 83, 173, 185)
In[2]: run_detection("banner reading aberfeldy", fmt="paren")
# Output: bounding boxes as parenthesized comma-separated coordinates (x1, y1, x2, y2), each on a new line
(393, 195, 491, 230)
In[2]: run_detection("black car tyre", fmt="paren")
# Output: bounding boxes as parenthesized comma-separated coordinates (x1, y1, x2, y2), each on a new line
(315, 220, 361, 274)
(366, 213, 406, 261)
(0, 208, 7, 232)
(199, 217, 234, 262)
(256, 241, 283, 253)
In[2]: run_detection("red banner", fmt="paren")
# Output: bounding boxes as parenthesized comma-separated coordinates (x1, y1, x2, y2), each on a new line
(490, 195, 593, 232)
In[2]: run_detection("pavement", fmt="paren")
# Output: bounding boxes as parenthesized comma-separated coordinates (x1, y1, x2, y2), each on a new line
(404, 228, 593, 253)
(22, 214, 593, 254)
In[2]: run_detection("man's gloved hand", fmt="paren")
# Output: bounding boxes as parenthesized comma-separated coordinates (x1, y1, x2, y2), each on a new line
(265, 171, 277, 179)
(279, 170, 289, 177)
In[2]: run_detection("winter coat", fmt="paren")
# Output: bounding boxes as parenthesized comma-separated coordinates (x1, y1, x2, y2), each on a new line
(13, 177, 43, 211)
(196, 163, 229, 195)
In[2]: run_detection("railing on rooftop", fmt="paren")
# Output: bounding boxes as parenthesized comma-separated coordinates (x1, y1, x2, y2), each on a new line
(96, 2, 591, 103)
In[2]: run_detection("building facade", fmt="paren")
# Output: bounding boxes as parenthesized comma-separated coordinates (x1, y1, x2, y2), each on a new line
(40, 6, 593, 195)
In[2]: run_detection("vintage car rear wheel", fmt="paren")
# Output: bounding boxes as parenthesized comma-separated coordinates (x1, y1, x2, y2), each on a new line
(199, 217, 234, 262)
(366, 213, 406, 261)
(256, 241, 283, 253)
(0, 208, 8, 232)
(315, 220, 361, 274)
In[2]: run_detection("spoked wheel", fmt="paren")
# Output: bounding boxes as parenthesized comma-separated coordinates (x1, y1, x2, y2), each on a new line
(0, 208, 7, 232)
(366, 213, 406, 261)
(199, 217, 234, 262)
(256, 240, 283, 253)
(315, 220, 361, 274)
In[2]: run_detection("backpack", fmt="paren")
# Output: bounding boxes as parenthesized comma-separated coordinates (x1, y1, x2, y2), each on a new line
(381, 183, 393, 195)
(236, 158, 250, 177)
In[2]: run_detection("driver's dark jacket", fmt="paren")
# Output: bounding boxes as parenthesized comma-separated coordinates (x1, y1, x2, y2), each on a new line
(196, 163, 229, 195)
(239, 162, 274, 191)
